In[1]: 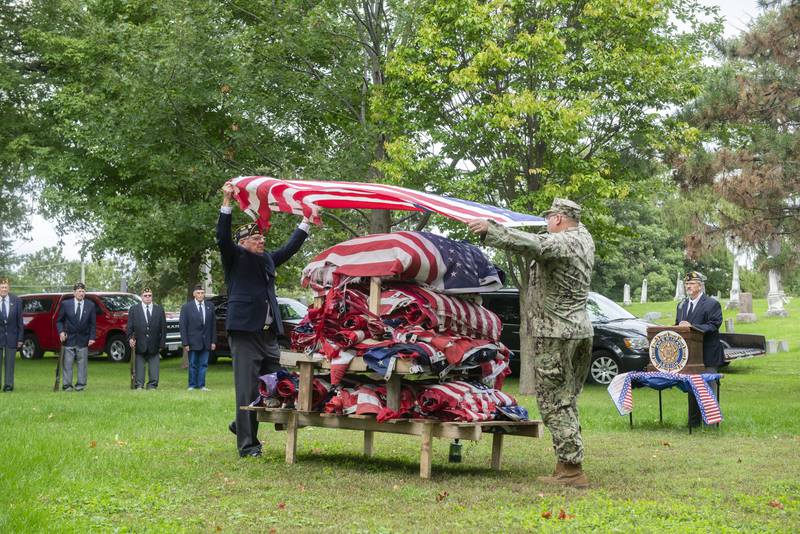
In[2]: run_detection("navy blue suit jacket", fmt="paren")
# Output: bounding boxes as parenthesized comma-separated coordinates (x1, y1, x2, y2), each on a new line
(675, 293, 724, 368)
(0, 294, 24, 348)
(56, 298, 97, 347)
(216, 211, 308, 334)
(179, 300, 216, 351)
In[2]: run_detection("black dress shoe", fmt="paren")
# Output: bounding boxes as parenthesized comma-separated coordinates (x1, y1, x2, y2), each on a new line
(228, 421, 237, 435)
(240, 449, 262, 458)
(2, 386, 12, 392)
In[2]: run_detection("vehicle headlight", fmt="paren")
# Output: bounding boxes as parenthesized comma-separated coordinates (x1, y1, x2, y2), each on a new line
(624, 336, 649, 351)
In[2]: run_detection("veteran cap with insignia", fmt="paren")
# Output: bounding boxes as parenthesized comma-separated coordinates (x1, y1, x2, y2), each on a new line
(234, 222, 261, 242)
(73, 282, 86, 290)
(684, 271, 705, 283)
(542, 198, 582, 221)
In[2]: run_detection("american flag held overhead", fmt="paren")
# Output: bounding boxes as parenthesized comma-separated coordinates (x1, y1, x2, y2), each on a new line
(228, 176, 545, 231)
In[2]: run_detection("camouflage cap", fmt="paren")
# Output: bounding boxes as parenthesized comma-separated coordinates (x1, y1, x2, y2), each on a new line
(234, 222, 261, 242)
(542, 198, 582, 221)
(684, 271, 705, 283)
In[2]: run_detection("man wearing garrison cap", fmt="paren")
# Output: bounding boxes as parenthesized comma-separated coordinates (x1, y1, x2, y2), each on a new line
(56, 282, 96, 391)
(467, 197, 595, 489)
(676, 270, 724, 427)
(218, 182, 312, 458)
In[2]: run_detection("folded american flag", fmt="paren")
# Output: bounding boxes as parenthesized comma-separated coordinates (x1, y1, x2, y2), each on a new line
(607, 371, 723, 425)
(228, 176, 544, 231)
(302, 231, 505, 295)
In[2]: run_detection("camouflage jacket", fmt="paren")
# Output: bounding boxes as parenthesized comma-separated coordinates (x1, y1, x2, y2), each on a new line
(485, 221, 595, 339)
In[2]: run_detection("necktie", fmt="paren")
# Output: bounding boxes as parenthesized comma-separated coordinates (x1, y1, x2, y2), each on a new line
(146, 305, 152, 324)
(1, 298, 6, 320)
(198, 302, 204, 324)
(77, 302, 82, 321)
(686, 301, 694, 320)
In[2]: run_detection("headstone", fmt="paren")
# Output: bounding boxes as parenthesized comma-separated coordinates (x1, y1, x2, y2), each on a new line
(736, 292, 757, 323)
(623, 284, 631, 306)
(674, 272, 685, 301)
(643, 311, 662, 323)
(726, 259, 740, 310)
(766, 340, 779, 354)
(640, 279, 648, 304)
(778, 340, 789, 352)
(766, 268, 789, 317)
(724, 318, 734, 333)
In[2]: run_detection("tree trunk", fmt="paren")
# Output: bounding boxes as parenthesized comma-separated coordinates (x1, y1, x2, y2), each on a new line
(183, 251, 204, 300)
(518, 280, 537, 395)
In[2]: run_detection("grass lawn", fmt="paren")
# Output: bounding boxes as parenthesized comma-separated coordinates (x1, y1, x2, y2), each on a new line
(1, 298, 798, 532)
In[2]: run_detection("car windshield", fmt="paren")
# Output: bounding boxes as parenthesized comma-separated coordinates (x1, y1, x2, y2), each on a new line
(279, 299, 308, 320)
(587, 292, 636, 323)
(100, 294, 141, 312)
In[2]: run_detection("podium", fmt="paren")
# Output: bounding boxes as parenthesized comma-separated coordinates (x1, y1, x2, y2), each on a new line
(646, 325, 706, 374)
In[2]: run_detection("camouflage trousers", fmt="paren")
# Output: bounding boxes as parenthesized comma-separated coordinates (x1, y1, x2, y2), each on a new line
(532, 336, 592, 465)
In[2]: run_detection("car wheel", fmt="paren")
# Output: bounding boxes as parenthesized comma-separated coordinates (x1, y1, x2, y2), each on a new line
(106, 334, 130, 363)
(588, 350, 620, 385)
(21, 333, 44, 359)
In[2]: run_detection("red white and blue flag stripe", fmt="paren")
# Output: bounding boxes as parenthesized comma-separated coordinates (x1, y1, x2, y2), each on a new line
(607, 371, 723, 425)
(228, 176, 544, 231)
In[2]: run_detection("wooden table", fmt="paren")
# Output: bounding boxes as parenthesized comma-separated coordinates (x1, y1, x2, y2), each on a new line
(243, 351, 544, 479)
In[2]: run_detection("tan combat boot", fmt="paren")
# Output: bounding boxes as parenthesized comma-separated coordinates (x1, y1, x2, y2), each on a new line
(554, 462, 589, 489)
(536, 461, 567, 484)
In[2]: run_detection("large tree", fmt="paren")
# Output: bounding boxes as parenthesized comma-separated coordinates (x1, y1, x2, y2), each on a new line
(670, 1, 800, 290)
(378, 0, 720, 392)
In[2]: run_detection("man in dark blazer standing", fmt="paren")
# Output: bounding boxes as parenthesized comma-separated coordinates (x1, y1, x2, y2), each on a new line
(217, 181, 311, 458)
(0, 278, 24, 392)
(675, 270, 724, 426)
(179, 285, 216, 391)
(56, 282, 96, 391)
(126, 287, 166, 390)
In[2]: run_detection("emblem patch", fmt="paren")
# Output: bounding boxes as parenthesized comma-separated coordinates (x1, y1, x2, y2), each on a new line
(649, 330, 689, 372)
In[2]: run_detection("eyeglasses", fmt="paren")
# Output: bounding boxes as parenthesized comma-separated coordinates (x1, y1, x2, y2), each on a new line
(246, 235, 265, 242)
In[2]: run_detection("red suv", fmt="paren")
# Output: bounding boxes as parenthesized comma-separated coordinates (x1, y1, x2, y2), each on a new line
(20, 292, 182, 362)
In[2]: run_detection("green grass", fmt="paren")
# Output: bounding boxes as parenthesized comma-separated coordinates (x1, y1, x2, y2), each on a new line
(1, 298, 799, 532)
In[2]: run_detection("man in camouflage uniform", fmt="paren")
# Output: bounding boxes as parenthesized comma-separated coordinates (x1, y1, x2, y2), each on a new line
(467, 198, 595, 489)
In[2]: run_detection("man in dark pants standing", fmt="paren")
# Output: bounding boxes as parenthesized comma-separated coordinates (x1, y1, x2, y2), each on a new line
(217, 182, 311, 458)
(126, 287, 167, 390)
(56, 282, 96, 391)
(0, 278, 24, 392)
(675, 270, 724, 427)
(179, 285, 216, 391)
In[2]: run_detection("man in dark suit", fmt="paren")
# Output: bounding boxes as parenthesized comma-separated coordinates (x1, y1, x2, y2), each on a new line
(179, 285, 216, 391)
(126, 287, 166, 390)
(56, 282, 96, 391)
(217, 181, 311, 458)
(0, 278, 24, 392)
(675, 270, 724, 427)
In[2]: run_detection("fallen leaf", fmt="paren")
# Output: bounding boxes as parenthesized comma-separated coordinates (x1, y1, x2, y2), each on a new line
(558, 509, 567, 520)
(220, 84, 231, 94)
(541, 511, 552, 519)
(661, 441, 672, 447)
(737, 458, 742, 463)
(47, 413, 54, 420)
(768, 500, 784, 510)
(215, 527, 222, 532)
(297, 484, 305, 492)
(537, 492, 545, 498)
(269, 529, 277, 534)
(436, 491, 448, 502)
(277, 502, 286, 510)
(89, 441, 97, 448)
(392, 484, 400, 491)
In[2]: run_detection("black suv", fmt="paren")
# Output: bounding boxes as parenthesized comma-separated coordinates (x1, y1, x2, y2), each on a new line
(480, 289, 651, 385)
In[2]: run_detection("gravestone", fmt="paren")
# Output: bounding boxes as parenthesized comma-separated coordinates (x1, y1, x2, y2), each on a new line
(674, 272, 685, 301)
(766, 340, 779, 354)
(766, 269, 789, 317)
(736, 292, 757, 323)
(727, 260, 740, 310)
(623, 284, 631, 306)
(778, 340, 789, 352)
(640, 279, 648, 304)
(643, 311, 662, 323)
(724, 318, 734, 333)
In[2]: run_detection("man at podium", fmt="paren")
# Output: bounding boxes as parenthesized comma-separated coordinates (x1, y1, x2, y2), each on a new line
(675, 271, 724, 427)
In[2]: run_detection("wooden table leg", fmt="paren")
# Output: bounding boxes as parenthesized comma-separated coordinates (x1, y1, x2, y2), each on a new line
(491, 432, 504, 471)
(364, 430, 374, 457)
(419, 423, 434, 479)
(386, 374, 401, 411)
(285, 411, 299, 464)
